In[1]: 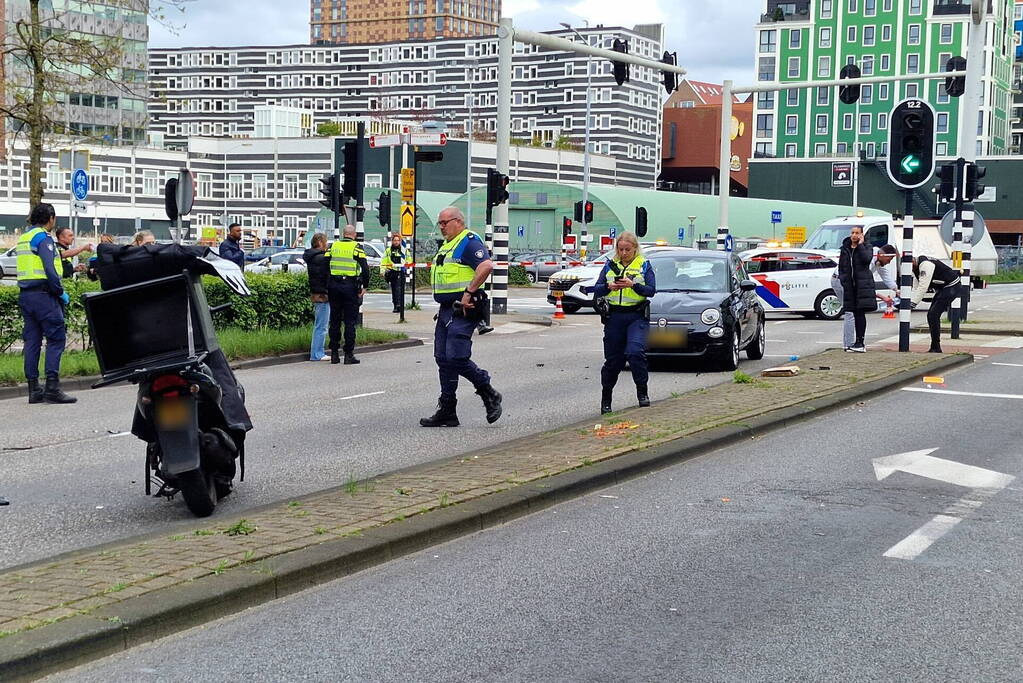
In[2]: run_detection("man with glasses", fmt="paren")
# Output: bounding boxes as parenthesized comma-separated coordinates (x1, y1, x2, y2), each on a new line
(420, 207, 503, 427)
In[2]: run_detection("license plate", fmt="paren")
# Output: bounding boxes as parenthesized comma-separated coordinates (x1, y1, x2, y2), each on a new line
(155, 399, 190, 429)
(648, 329, 687, 349)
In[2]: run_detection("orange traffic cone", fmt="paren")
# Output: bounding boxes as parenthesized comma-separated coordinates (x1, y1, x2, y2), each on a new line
(883, 306, 896, 319)
(553, 294, 566, 320)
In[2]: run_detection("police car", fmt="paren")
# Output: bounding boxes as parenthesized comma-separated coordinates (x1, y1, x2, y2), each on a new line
(738, 247, 842, 320)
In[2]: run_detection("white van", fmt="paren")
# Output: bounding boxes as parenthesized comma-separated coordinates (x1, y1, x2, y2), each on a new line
(803, 215, 996, 284)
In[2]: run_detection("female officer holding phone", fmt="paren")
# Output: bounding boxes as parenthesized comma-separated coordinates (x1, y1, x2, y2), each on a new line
(593, 231, 656, 414)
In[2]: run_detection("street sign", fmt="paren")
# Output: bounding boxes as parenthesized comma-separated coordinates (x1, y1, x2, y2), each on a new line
(369, 134, 402, 148)
(770, 211, 782, 224)
(175, 169, 195, 216)
(563, 234, 577, 251)
(940, 209, 988, 244)
(71, 200, 87, 213)
(580, 234, 593, 242)
(517, 225, 524, 237)
(400, 204, 415, 237)
(724, 234, 734, 252)
(600, 235, 614, 252)
(609, 226, 617, 239)
(71, 169, 89, 201)
(785, 226, 807, 243)
(401, 168, 415, 203)
(832, 162, 853, 187)
(59, 149, 90, 171)
(677, 227, 685, 242)
(409, 132, 447, 146)
(201, 227, 218, 241)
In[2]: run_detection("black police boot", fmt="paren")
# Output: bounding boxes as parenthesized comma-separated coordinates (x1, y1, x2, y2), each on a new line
(344, 353, 360, 365)
(42, 376, 77, 404)
(0, 496, 8, 506)
(601, 388, 613, 415)
(476, 384, 503, 424)
(27, 378, 43, 404)
(637, 384, 650, 408)
(330, 349, 340, 365)
(928, 345, 943, 353)
(420, 398, 459, 427)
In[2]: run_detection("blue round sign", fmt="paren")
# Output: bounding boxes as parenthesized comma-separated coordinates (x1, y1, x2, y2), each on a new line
(71, 169, 89, 201)
(724, 234, 735, 252)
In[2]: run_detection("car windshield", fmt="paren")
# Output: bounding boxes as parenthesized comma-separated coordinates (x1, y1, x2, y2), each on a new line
(804, 225, 861, 251)
(648, 255, 729, 293)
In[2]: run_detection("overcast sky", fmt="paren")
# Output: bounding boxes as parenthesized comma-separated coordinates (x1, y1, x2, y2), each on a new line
(150, 0, 763, 86)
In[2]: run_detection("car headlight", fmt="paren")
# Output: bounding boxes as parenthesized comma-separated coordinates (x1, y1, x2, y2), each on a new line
(701, 308, 721, 325)
(708, 326, 725, 338)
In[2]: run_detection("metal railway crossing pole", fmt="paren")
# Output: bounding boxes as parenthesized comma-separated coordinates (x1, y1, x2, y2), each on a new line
(355, 121, 366, 243)
(717, 81, 733, 251)
(899, 190, 915, 353)
(950, 157, 966, 339)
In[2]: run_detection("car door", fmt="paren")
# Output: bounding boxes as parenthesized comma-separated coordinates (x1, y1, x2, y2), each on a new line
(743, 251, 788, 312)
(730, 256, 755, 347)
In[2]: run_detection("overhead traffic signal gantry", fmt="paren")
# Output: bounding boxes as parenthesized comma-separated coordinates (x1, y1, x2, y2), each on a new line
(886, 99, 936, 190)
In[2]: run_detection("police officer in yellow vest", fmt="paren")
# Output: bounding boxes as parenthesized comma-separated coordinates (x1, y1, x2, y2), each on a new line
(16, 203, 76, 404)
(593, 232, 656, 414)
(420, 206, 502, 427)
(327, 224, 370, 365)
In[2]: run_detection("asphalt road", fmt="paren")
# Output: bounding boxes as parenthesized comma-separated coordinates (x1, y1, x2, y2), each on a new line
(50, 345, 1023, 682)
(1, 286, 1019, 571)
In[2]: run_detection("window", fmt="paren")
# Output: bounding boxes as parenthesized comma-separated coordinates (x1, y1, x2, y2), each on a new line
(820, 27, 832, 48)
(864, 0, 875, 15)
(365, 174, 383, 189)
(758, 56, 776, 81)
(862, 84, 873, 104)
(757, 91, 775, 109)
(837, 142, 848, 154)
(905, 83, 919, 98)
(940, 23, 953, 44)
(759, 30, 777, 53)
(847, 26, 856, 43)
(108, 168, 125, 195)
(847, 0, 857, 11)
(880, 54, 890, 71)
(785, 143, 797, 157)
(909, 0, 921, 14)
(908, 24, 920, 45)
(228, 174, 243, 200)
(787, 89, 799, 106)
(787, 56, 800, 78)
(906, 54, 920, 74)
(815, 143, 828, 156)
(863, 26, 875, 46)
(882, 25, 892, 42)
(937, 112, 949, 133)
(143, 170, 159, 196)
(879, 83, 890, 100)
(816, 114, 828, 134)
(283, 174, 298, 199)
(198, 173, 212, 198)
(883, 0, 891, 9)
(817, 87, 830, 106)
(755, 142, 774, 157)
(937, 142, 948, 156)
(821, 0, 832, 18)
(756, 114, 774, 138)
(46, 165, 65, 191)
(862, 55, 874, 75)
(818, 56, 832, 78)
(843, 113, 854, 130)
(786, 115, 798, 135)
(789, 30, 801, 50)
(860, 113, 871, 133)
(252, 174, 267, 200)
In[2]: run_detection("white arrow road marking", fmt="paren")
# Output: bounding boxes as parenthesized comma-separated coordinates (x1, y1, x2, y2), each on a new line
(991, 362, 1023, 368)
(902, 387, 1023, 401)
(874, 449, 1014, 560)
(335, 391, 386, 402)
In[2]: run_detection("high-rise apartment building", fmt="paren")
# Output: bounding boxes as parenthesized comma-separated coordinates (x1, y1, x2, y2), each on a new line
(1010, 1, 1022, 152)
(753, 0, 1016, 160)
(310, 0, 500, 45)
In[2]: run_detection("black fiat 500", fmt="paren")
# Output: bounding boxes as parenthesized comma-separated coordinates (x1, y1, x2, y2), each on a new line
(645, 248, 766, 370)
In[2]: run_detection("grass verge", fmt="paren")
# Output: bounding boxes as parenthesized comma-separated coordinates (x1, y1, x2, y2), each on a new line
(0, 325, 407, 385)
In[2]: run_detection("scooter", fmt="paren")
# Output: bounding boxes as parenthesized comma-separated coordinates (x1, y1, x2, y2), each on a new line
(85, 247, 252, 517)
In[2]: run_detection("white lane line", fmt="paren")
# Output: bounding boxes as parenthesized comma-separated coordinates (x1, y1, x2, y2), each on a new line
(981, 337, 1023, 348)
(513, 346, 545, 350)
(902, 387, 1023, 400)
(493, 322, 534, 335)
(335, 391, 386, 402)
(795, 331, 821, 335)
(974, 354, 990, 359)
(769, 339, 789, 343)
(772, 321, 791, 325)
(814, 341, 844, 344)
(883, 515, 963, 560)
(764, 354, 797, 358)
(108, 431, 132, 438)
(991, 362, 1023, 367)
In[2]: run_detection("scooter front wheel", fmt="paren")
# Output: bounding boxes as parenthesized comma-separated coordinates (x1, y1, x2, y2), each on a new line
(178, 469, 217, 517)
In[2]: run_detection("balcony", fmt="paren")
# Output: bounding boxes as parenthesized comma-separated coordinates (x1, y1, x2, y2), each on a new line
(932, 0, 972, 16)
(759, 8, 811, 23)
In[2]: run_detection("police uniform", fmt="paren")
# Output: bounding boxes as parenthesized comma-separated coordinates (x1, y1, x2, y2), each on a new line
(593, 254, 656, 414)
(420, 229, 502, 427)
(912, 255, 962, 353)
(327, 237, 370, 364)
(16, 226, 75, 404)
(380, 242, 409, 313)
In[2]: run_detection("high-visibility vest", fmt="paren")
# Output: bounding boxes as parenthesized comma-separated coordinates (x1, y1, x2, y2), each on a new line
(328, 239, 365, 277)
(604, 256, 648, 307)
(16, 227, 57, 282)
(432, 229, 480, 295)
(381, 246, 409, 270)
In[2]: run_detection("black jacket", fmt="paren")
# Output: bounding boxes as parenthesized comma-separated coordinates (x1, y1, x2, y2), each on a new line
(838, 237, 876, 312)
(218, 237, 245, 269)
(303, 247, 330, 295)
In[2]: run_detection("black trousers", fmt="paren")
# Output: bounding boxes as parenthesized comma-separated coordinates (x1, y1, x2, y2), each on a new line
(852, 310, 867, 346)
(928, 285, 958, 348)
(328, 279, 360, 354)
(388, 274, 403, 310)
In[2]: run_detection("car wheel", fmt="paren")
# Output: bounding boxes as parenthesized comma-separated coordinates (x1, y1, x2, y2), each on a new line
(746, 317, 766, 360)
(815, 290, 843, 320)
(526, 271, 537, 284)
(719, 327, 741, 371)
(561, 301, 582, 314)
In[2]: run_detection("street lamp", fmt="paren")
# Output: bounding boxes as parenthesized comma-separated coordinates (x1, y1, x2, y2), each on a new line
(560, 21, 592, 257)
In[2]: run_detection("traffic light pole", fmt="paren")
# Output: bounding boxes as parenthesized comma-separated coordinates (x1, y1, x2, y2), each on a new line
(355, 121, 366, 243)
(899, 189, 915, 353)
(493, 18, 514, 316)
(717, 81, 732, 251)
(949, 158, 966, 340)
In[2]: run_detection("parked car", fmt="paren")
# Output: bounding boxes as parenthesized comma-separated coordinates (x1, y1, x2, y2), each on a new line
(247, 249, 307, 274)
(645, 248, 766, 370)
(245, 245, 290, 263)
(513, 252, 567, 283)
(361, 240, 384, 268)
(0, 246, 16, 277)
(739, 248, 843, 320)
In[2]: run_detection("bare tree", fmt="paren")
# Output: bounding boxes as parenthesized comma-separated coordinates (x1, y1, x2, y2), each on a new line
(1, 0, 193, 206)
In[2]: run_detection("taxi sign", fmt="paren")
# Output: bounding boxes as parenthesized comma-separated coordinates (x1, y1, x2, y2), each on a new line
(400, 204, 415, 237)
(401, 168, 415, 203)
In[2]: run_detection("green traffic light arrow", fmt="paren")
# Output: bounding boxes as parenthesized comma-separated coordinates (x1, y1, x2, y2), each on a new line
(901, 155, 921, 174)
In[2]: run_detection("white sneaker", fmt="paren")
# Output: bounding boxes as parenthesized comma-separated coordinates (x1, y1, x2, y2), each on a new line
(850, 344, 866, 353)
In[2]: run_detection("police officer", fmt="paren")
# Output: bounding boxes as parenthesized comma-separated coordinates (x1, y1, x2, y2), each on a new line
(380, 233, 409, 313)
(911, 255, 962, 353)
(420, 206, 502, 427)
(16, 203, 76, 404)
(327, 224, 369, 365)
(54, 226, 92, 278)
(593, 231, 656, 414)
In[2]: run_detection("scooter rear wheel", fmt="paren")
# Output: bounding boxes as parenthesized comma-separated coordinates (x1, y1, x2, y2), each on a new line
(178, 469, 217, 517)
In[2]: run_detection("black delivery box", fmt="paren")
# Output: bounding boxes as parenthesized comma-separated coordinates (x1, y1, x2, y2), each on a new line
(83, 273, 220, 379)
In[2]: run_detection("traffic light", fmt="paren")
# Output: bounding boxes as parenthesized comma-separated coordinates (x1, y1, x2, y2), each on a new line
(886, 99, 936, 190)
(574, 200, 583, 222)
(635, 207, 648, 238)
(937, 163, 956, 203)
(583, 200, 594, 224)
(378, 191, 391, 227)
(341, 141, 357, 203)
(660, 51, 678, 95)
(945, 56, 967, 98)
(611, 39, 630, 87)
(486, 168, 510, 208)
(965, 162, 987, 202)
(318, 173, 339, 213)
(839, 63, 861, 105)
(562, 217, 573, 238)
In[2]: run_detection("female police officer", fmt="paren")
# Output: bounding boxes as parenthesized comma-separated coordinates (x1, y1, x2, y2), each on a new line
(593, 231, 655, 414)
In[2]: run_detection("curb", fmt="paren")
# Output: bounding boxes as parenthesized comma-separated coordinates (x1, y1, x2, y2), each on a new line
(0, 353, 972, 681)
(911, 325, 1023, 338)
(0, 339, 424, 401)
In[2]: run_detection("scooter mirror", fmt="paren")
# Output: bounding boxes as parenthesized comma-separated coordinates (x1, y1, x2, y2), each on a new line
(196, 253, 252, 297)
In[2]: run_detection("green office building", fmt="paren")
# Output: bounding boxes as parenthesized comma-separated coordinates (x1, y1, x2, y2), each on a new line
(754, 0, 1017, 160)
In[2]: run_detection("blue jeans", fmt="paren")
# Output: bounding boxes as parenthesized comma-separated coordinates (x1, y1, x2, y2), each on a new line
(310, 300, 329, 360)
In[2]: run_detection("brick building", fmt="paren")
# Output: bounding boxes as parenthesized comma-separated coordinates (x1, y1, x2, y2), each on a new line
(310, 0, 500, 45)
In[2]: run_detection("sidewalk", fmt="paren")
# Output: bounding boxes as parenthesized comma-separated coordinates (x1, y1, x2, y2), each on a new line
(911, 316, 1023, 337)
(0, 348, 970, 680)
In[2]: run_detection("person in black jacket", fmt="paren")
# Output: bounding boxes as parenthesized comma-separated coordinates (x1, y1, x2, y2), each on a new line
(218, 223, 245, 270)
(838, 225, 876, 353)
(911, 255, 962, 353)
(303, 232, 331, 361)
